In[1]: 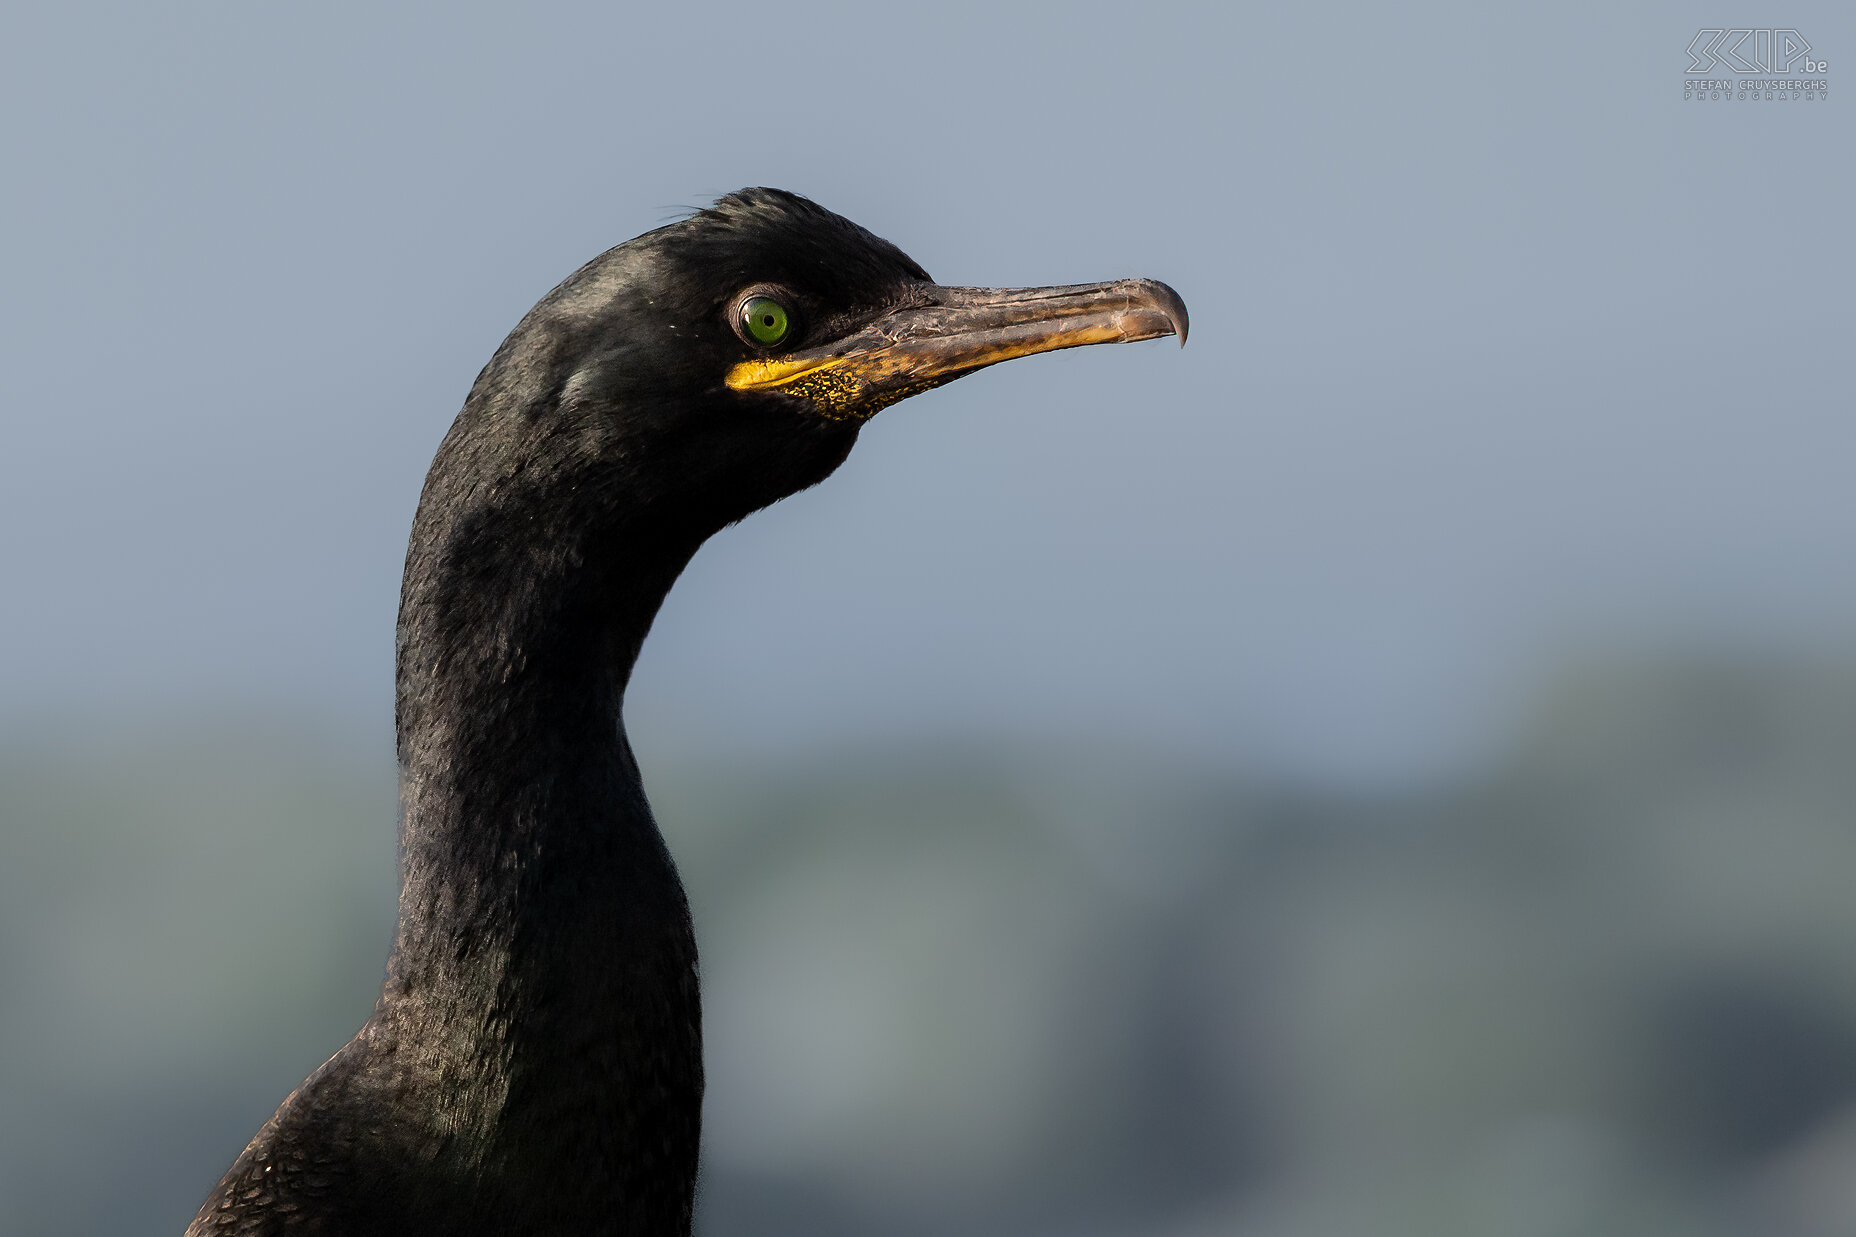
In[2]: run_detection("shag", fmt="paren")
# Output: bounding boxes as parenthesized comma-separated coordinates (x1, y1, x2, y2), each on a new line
(187, 188, 1186, 1236)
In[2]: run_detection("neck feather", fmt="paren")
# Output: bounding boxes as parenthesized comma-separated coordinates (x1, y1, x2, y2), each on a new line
(377, 454, 706, 1226)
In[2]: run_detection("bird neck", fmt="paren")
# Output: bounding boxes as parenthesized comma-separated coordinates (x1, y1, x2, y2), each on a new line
(378, 464, 706, 1214)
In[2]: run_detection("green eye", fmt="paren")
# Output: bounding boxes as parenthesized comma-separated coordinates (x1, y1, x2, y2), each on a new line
(739, 295, 792, 346)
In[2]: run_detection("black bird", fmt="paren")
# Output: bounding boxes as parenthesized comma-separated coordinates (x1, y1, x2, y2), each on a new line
(186, 188, 1186, 1237)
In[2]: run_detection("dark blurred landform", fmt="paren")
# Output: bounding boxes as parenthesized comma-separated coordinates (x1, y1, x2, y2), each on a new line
(2, 656, 1854, 1237)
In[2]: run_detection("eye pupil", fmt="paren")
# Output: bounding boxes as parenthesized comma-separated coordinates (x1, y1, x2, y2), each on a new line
(740, 295, 791, 346)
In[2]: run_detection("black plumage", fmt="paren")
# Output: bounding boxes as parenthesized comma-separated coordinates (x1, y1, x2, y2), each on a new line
(187, 188, 1184, 1237)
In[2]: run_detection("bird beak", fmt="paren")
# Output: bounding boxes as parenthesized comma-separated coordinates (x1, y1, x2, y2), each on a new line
(725, 278, 1188, 420)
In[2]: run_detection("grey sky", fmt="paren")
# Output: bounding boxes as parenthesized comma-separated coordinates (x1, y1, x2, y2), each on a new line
(2, 2, 1850, 783)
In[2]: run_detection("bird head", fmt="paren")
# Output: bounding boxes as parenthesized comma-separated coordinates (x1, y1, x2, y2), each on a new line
(447, 188, 1186, 539)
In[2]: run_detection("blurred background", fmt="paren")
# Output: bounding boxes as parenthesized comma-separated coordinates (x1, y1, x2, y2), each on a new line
(1, 3, 1852, 1234)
